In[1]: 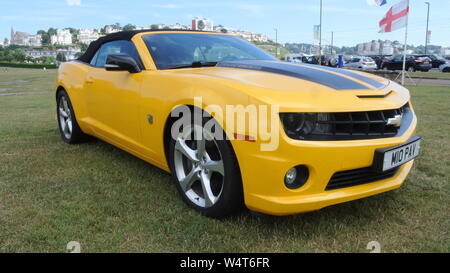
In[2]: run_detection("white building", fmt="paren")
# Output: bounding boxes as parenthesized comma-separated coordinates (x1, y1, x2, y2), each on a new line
(26, 47, 81, 61)
(191, 17, 214, 31)
(381, 41, 394, 55)
(105, 26, 120, 34)
(10, 28, 42, 46)
(168, 23, 190, 30)
(357, 40, 395, 55)
(357, 41, 379, 55)
(26, 34, 42, 46)
(440, 48, 450, 56)
(51, 29, 72, 45)
(78, 29, 100, 45)
(224, 28, 268, 43)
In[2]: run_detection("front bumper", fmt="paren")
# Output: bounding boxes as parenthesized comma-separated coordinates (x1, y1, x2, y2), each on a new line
(231, 109, 418, 216)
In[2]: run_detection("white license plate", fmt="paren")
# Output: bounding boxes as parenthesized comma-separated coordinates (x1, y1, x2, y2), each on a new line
(381, 138, 421, 172)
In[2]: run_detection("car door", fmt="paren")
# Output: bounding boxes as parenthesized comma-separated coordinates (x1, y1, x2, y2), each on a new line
(391, 56, 403, 70)
(84, 40, 144, 149)
(347, 58, 357, 68)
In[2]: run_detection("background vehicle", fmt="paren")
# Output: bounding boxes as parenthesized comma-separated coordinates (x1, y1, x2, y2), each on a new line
(440, 62, 450, 73)
(285, 53, 304, 63)
(421, 54, 447, 68)
(381, 55, 432, 72)
(301, 55, 319, 65)
(367, 54, 392, 69)
(344, 56, 377, 70)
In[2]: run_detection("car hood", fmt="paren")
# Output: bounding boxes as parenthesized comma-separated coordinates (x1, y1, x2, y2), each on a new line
(171, 60, 409, 112)
(216, 60, 388, 90)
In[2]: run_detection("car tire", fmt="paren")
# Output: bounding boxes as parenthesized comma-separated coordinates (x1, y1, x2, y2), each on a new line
(443, 68, 450, 73)
(56, 90, 89, 144)
(168, 114, 244, 218)
(407, 67, 415, 72)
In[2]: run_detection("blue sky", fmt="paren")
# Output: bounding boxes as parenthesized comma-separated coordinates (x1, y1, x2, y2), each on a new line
(1, 0, 449, 47)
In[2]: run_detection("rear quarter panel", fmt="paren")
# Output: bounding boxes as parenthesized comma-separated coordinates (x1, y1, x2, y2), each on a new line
(56, 61, 93, 134)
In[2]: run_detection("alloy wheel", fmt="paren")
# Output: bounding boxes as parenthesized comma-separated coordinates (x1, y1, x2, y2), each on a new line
(58, 96, 73, 139)
(173, 125, 225, 208)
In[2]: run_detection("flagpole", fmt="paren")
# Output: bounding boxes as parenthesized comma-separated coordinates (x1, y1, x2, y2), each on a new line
(401, 0, 410, 85)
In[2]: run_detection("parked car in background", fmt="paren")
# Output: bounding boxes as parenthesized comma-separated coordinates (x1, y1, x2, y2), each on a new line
(284, 53, 304, 63)
(344, 56, 377, 70)
(367, 55, 392, 69)
(439, 62, 450, 73)
(302, 55, 319, 65)
(327, 56, 339, 67)
(381, 55, 432, 72)
(284, 54, 335, 67)
(420, 54, 447, 68)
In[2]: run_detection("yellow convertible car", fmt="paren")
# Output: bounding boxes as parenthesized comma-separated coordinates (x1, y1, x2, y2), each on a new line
(55, 30, 420, 218)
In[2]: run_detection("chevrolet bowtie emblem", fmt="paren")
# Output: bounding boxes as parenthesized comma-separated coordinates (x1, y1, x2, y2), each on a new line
(386, 115, 403, 127)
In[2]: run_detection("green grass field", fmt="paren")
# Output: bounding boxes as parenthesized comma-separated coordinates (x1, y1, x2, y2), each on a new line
(0, 67, 449, 253)
(409, 71, 450, 79)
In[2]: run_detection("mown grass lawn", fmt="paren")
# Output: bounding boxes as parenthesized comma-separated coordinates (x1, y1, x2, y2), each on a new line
(409, 71, 450, 80)
(0, 67, 449, 253)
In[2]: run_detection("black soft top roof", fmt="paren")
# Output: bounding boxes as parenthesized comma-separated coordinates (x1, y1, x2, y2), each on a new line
(77, 29, 216, 63)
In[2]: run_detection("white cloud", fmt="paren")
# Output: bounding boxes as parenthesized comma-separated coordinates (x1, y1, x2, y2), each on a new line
(66, 0, 81, 6)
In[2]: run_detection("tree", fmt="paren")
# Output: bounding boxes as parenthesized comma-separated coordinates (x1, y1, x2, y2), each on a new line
(38, 56, 55, 64)
(48, 28, 57, 37)
(37, 30, 50, 45)
(25, 56, 35, 63)
(220, 28, 228, 34)
(123, 24, 136, 31)
(56, 52, 66, 62)
(150, 24, 159, 30)
(68, 28, 79, 44)
(197, 20, 205, 30)
(75, 52, 83, 58)
(13, 48, 26, 62)
(0, 47, 13, 62)
(79, 43, 88, 53)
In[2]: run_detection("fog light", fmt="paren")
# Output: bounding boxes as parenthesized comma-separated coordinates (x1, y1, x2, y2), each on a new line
(285, 168, 297, 185)
(284, 165, 309, 189)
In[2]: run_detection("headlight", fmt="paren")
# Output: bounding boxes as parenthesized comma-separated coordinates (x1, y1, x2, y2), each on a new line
(280, 113, 331, 140)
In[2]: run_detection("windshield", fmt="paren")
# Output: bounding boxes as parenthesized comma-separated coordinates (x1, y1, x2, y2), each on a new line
(142, 33, 276, 69)
(436, 55, 447, 61)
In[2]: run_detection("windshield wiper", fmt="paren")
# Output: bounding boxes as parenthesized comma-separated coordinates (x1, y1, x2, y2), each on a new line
(166, 61, 218, 70)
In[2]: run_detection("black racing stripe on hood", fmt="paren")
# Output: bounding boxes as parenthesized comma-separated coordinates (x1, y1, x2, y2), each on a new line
(317, 65, 387, 89)
(217, 60, 370, 90)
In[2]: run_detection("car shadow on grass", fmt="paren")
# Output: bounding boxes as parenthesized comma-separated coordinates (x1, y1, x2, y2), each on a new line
(83, 136, 404, 229)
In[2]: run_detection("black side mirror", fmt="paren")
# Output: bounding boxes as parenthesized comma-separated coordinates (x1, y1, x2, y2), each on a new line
(105, 54, 141, 73)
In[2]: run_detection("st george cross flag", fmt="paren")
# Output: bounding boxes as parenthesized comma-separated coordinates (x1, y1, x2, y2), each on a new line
(375, 0, 387, 6)
(379, 0, 410, 33)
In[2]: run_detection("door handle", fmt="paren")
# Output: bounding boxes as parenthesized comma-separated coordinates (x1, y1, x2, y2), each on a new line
(86, 77, 94, 84)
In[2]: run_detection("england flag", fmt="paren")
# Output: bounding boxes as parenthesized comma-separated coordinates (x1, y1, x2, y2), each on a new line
(375, 0, 387, 6)
(379, 0, 410, 33)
